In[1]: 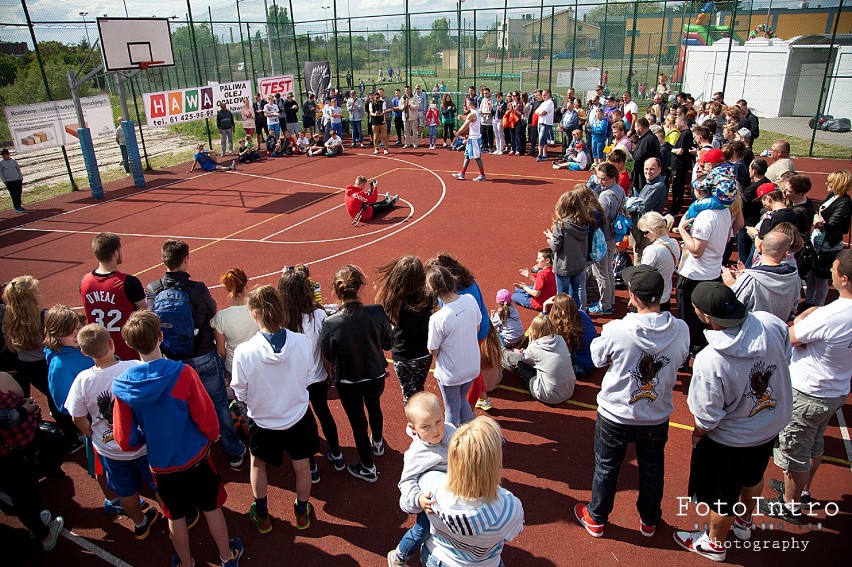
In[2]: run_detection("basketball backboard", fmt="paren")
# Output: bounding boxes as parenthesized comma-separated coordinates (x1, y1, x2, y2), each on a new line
(97, 17, 175, 72)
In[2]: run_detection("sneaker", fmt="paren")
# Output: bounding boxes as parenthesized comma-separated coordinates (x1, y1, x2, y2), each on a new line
(104, 499, 126, 516)
(387, 549, 407, 567)
(229, 446, 247, 469)
(402, 144, 410, 149)
(588, 303, 614, 315)
(442, 142, 447, 147)
(347, 462, 378, 483)
(639, 520, 656, 538)
(294, 500, 313, 530)
(134, 508, 160, 540)
(536, 156, 544, 162)
(472, 175, 487, 182)
(15, 207, 26, 213)
(452, 173, 465, 180)
(371, 437, 385, 457)
(574, 503, 604, 538)
(373, 149, 379, 155)
(383, 149, 389, 155)
(475, 398, 494, 411)
(42, 516, 64, 551)
(221, 536, 244, 567)
(757, 496, 803, 525)
(249, 502, 272, 534)
(185, 508, 200, 530)
(732, 514, 752, 541)
(310, 463, 321, 484)
(768, 478, 821, 508)
(326, 450, 345, 471)
(29, 510, 52, 538)
(389, 194, 399, 207)
(673, 530, 727, 562)
(229, 160, 236, 170)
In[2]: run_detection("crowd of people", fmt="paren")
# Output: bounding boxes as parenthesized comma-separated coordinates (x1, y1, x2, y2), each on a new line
(1, 78, 851, 567)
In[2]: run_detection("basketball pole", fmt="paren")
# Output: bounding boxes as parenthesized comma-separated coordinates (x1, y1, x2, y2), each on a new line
(67, 42, 106, 199)
(116, 74, 146, 187)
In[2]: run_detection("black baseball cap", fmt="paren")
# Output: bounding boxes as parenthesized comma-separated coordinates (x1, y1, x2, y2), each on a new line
(622, 265, 664, 304)
(692, 282, 747, 327)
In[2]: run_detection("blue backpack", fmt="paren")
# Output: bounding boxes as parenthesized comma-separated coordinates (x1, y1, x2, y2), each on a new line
(151, 279, 196, 357)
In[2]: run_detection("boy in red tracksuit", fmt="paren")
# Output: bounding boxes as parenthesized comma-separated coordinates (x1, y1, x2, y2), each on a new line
(112, 310, 244, 567)
(344, 175, 398, 221)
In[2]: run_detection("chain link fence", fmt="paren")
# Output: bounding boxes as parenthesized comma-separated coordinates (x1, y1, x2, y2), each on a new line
(1, 0, 849, 208)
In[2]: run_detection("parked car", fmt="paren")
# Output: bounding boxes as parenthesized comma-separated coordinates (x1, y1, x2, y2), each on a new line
(552, 51, 573, 59)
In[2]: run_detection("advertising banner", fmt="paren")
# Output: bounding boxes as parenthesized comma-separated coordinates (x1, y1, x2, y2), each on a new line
(142, 80, 252, 128)
(3, 95, 115, 153)
(257, 75, 295, 98)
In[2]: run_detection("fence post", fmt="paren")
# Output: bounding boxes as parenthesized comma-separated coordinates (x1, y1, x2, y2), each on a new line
(473, 10, 477, 83)
(809, 0, 844, 157)
(721, 1, 739, 96)
(289, 0, 304, 99)
(227, 29, 235, 81)
(499, 0, 509, 92)
(548, 7, 555, 90)
(209, 7, 222, 83)
(627, 0, 639, 95)
(333, 0, 341, 89)
(457, 4, 462, 93)
(273, 0, 285, 75)
(186, 1, 213, 149)
(570, 0, 578, 86)
(21, 0, 78, 191)
(655, 0, 667, 83)
(236, 0, 249, 80)
(348, 17, 354, 88)
(256, 23, 266, 76)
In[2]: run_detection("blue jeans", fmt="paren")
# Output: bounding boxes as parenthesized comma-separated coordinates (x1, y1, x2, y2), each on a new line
(397, 511, 430, 560)
(421, 545, 505, 567)
(187, 351, 245, 459)
(429, 125, 437, 146)
(119, 144, 130, 173)
(351, 120, 363, 144)
(438, 380, 474, 426)
(268, 123, 280, 137)
(555, 272, 586, 311)
(737, 227, 754, 269)
(331, 122, 343, 137)
(588, 413, 669, 526)
(511, 287, 535, 310)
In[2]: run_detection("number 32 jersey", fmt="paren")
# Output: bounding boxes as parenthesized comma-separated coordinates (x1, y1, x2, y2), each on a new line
(80, 271, 145, 361)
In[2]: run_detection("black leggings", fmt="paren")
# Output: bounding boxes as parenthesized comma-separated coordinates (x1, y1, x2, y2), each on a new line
(15, 358, 77, 444)
(5, 179, 23, 209)
(336, 378, 385, 469)
(307, 380, 340, 455)
(0, 448, 49, 540)
(442, 124, 454, 142)
(677, 275, 721, 353)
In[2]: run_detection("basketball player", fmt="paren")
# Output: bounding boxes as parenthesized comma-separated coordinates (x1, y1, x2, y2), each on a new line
(452, 97, 487, 181)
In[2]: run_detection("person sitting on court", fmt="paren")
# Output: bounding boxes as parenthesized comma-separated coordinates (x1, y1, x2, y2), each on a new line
(266, 131, 278, 153)
(552, 141, 589, 171)
(237, 139, 260, 164)
(189, 143, 234, 172)
(324, 131, 344, 157)
(296, 131, 311, 154)
(306, 133, 325, 157)
(344, 176, 399, 222)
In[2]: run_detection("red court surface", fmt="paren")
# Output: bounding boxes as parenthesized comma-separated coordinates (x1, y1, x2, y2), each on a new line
(1, 148, 850, 566)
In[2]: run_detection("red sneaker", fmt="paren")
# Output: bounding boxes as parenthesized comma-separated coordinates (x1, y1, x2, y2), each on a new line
(574, 503, 604, 538)
(639, 520, 656, 537)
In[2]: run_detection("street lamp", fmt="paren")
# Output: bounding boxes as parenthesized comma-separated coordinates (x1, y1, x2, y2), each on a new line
(79, 12, 91, 46)
(321, 6, 331, 60)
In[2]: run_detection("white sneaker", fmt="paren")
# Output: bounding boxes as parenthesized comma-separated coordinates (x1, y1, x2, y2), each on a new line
(42, 516, 64, 551)
(383, 149, 389, 155)
(673, 530, 727, 562)
(732, 515, 753, 541)
(373, 149, 379, 155)
(472, 175, 487, 182)
(452, 173, 465, 180)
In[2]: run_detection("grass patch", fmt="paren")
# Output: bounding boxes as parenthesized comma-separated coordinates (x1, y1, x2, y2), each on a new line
(753, 129, 850, 160)
(1, 149, 196, 211)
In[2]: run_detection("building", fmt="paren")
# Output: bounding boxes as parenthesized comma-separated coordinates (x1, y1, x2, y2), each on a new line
(522, 8, 600, 57)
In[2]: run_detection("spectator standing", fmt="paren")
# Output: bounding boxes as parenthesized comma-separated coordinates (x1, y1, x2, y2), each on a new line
(0, 148, 25, 213)
(347, 90, 364, 148)
(737, 99, 760, 142)
(636, 212, 680, 311)
(240, 98, 255, 144)
(804, 170, 852, 308)
(589, 163, 626, 316)
(216, 101, 235, 155)
(545, 189, 591, 309)
(765, 140, 795, 183)
(252, 93, 268, 148)
(263, 95, 281, 137)
(631, 118, 661, 191)
(211, 268, 258, 379)
(115, 117, 130, 174)
(535, 89, 555, 162)
(283, 93, 300, 136)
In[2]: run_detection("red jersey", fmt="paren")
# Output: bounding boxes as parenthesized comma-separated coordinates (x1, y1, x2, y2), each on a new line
(618, 170, 631, 195)
(531, 266, 557, 311)
(80, 271, 144, 361)
(344, 184, 378, 220)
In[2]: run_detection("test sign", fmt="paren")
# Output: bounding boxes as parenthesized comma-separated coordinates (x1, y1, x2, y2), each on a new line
(257, 75, 295, 98)
(142, 81, 252, 128)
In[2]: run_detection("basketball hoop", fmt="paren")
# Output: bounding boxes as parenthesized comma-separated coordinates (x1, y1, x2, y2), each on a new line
(138, 61, 165, 70)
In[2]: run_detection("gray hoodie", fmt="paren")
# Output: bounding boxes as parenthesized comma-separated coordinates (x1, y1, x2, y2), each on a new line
(591, 312, 690, 425)
(550, 219, 590, 276)
(731, 264, 800, 322)
(688, 311, 793, 447)
(398, 423, 457, 514)
(523, 334, 576, 404)
(598, 185, 626, 241)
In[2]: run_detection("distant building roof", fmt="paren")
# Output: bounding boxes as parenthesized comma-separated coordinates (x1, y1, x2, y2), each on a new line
(0, 42, 28, 56)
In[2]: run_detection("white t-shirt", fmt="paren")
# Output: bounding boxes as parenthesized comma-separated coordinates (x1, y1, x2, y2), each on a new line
(212, 305, 260, 373)
(427, 294, 481, 386)
(467, 110, 482, 140)
(537, 99, 555, 125)
(678, 208, 732, 280)
(623, 100, 639, 122)
(64, 360, 145, 461)
(641, 236, 680, 302)
(264, 103, 280, 125)
(301, 308, 329, 385)
(790, 297, 852, 398)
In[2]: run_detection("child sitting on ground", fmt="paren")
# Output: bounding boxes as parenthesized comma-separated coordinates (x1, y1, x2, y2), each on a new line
(266, 131, 278, 153)
(387, 392, 456, 567)
(280, 129, 296, 156)
(237, 138, 260, 164)
(307, 133, 325, 156)
(501, 313, 576, 404)
(65, 324, 159, 541)
(449, 133, 466, 151)
(112, 310, 244, 567)
(512, 248, 557, 312)
(553, 141, 589, 171)
(543, 294, 598, 379)
(296, 130, 311, 154)
(490, 288, 524, 349)
(270, 138, 286, 157)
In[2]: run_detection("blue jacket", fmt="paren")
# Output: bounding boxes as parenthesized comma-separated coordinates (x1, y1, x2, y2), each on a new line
(45, 346, 94, 415)
(112, 359, 218, 473)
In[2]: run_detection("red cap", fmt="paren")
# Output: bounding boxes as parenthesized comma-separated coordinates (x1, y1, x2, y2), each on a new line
(700, 148, 725, 164)
(756, 182, 777, 200)
(576, 142, 585, 150)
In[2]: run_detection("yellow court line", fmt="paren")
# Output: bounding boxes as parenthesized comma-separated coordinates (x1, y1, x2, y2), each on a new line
(133, 188, 345, 278)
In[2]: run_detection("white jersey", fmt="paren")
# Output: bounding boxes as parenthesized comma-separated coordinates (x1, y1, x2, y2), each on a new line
(467, 110, 482, 140)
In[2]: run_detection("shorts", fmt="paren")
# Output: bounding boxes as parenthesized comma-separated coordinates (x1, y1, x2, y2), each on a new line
(538, 124, 553, 145)
(774, 389, 847, 473)
(464, 137, 482, 159)
(687, 435, 775, 516)
(101, 454, 156, 498)
(303, 116, 316, 128)
(153, 451, 226, 520)
(248, 408, 320, 467)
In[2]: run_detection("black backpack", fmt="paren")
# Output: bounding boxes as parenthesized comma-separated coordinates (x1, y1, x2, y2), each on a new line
(613, 250, 634, 286)
(795, 241, 817, 278)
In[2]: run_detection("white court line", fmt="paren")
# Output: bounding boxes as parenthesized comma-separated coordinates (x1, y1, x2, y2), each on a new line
(1, 172, 214, 234)
(228, 170, 341, 191)
(0, 492, 129, 566)
(835, 408, 852, 473)
(11, 198, 414, 245)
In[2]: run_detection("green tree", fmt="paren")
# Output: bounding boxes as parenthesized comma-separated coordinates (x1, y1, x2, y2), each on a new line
(0, 53, 23, 87)
(267, 4, 292, 41)
(587, 1, 661, 22)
